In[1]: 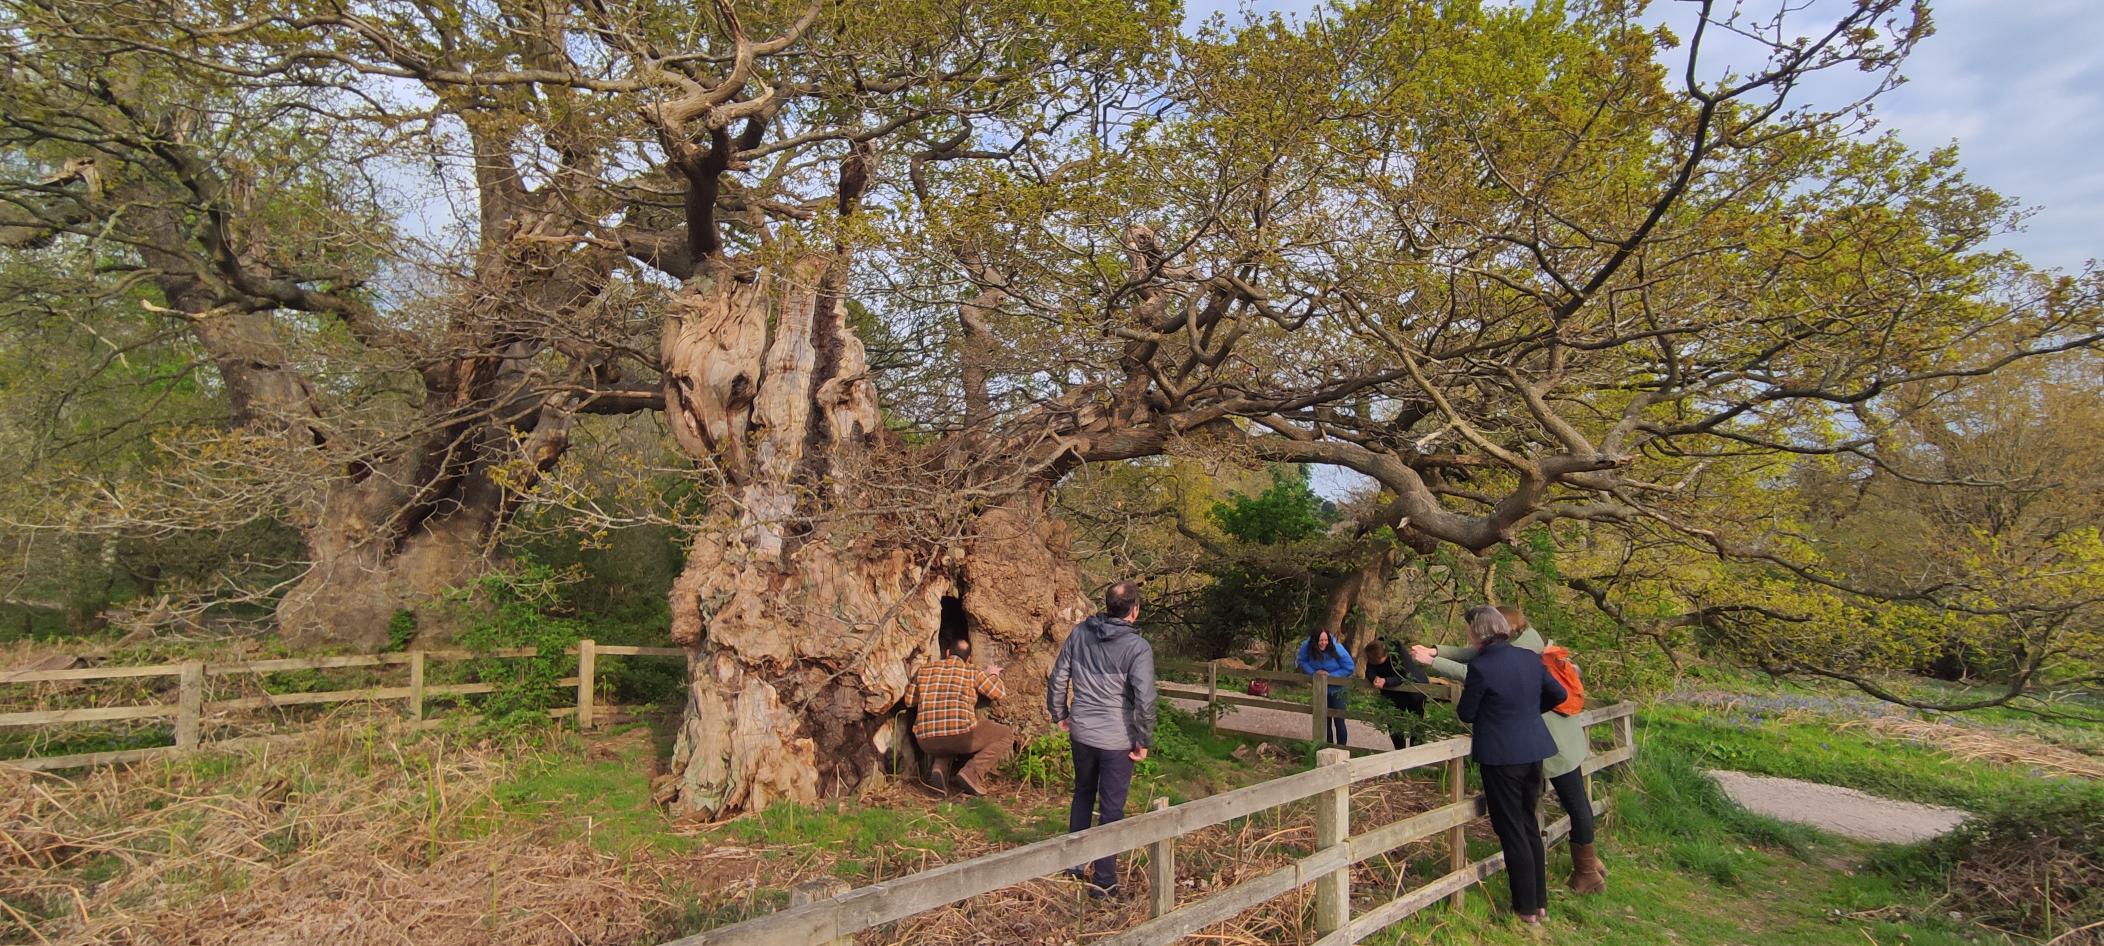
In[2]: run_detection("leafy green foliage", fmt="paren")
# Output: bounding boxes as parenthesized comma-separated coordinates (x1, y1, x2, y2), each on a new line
(1193, 466, 1355, 664)
(1005, 730, 1074, 790)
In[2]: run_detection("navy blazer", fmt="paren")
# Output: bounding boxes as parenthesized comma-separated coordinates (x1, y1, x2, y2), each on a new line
(1455, 638, 1567, 766)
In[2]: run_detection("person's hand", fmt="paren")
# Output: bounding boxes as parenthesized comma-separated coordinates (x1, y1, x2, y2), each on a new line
(1128, 746, 1148, 762)
(987, 664, 1003, 675)
(1059, 719, 1069, 732)
(1409, 644, 1436, 665)
(1373, 676, 1387, 689)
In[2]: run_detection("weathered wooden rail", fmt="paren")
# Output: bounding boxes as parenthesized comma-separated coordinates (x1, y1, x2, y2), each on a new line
(1155, 657, 1461, 746)
(682, 701, 1637, 946)
(0, 640, 685, 771)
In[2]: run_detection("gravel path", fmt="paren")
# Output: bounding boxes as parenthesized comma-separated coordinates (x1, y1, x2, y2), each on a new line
(1708, 770, 1969, 843)
(1164, 697, 1396, 752)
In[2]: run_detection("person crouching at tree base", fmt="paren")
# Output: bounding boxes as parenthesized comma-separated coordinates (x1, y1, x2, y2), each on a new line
(1297, 628, 1356, 746)
(1362, 639, 1429, 748)
(902, 635, 1012, 796)
(1414, 605, 1608, 897)
(1047, 581, 1158, 898)
(1448, 605, 1569, 924)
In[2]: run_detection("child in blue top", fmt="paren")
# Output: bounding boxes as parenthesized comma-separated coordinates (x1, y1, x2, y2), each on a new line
(1296, 629, 1356, 745)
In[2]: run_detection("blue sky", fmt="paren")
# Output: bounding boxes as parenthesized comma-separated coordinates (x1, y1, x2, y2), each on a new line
(1181, 0, 2101, 273)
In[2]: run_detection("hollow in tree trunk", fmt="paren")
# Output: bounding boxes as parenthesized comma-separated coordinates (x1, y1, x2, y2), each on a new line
(654, 261, 1088, 817)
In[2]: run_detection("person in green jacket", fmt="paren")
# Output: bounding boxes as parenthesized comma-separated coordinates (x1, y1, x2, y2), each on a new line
(1411, 605, 1607, 894)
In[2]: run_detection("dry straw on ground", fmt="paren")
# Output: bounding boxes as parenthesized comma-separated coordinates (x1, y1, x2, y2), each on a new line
(1854, 717, 2104, 781)
(2, 724, 660, 946)
(6, 719, 1527, 946)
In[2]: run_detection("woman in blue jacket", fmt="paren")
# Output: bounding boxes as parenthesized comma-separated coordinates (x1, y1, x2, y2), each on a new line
(1296, 628, 1356, 745)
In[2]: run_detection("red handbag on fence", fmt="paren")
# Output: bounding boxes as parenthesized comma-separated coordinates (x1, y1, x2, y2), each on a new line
(1246, 679, 1271, 697)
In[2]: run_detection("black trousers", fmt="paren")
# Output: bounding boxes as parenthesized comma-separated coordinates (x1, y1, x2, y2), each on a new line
(1549, 769, 1595, 845)
(1069, 742, 1135, 886)
(1324, 687, 1350, 745)
(1379, 691, 1426, 749)
(1480, 760, 1548, 915)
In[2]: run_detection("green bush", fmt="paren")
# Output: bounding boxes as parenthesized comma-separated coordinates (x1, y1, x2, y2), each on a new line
(1006, 731, 1073, 789)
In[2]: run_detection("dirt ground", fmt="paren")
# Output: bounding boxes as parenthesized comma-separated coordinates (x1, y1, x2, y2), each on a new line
(1706, 770, 1969, 844)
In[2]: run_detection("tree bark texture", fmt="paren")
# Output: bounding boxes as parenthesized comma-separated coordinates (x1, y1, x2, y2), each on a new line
(656, 260, 1088, 817)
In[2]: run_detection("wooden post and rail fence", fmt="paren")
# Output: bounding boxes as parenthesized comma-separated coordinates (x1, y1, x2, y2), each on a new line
(686, 698, 1639, 946)
(0, 641, 685, 772)
(1154, 657, 1462, 747)
(10, 645, 1639, 945)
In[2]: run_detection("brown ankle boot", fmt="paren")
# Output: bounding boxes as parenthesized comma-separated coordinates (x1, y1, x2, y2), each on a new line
(1568, 842, 1607, 894)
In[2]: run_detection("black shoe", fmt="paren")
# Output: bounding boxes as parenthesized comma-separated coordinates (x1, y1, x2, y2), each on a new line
(1060, 867, 1087, 882)
(1087, 882, 1121, 901)
(920, 764, 949, 796)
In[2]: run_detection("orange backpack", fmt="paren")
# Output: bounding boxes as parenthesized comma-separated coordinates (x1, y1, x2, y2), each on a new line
(1541, 644, 1585, 716)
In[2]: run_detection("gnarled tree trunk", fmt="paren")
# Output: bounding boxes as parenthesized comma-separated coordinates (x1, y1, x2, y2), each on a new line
(655, 260, 1088, 816)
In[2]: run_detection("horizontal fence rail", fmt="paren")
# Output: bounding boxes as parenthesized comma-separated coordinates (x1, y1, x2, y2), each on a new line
(685, 701, 1637, 946)
(1154, 657, 1463, 750)
(1, 641, 687, 771)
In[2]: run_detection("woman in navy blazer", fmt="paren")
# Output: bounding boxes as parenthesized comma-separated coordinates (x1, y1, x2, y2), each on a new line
(1454, 605, 1568, 925)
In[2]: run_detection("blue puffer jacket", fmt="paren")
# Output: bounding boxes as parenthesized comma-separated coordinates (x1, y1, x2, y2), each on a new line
(1296, 639, 1355, 688)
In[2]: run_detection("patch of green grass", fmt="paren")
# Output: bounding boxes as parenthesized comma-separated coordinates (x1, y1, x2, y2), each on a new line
(0, 722, 169, 761)
(480, 727, 694, 855)
(723, 800, 963, 879)
(1361, 744, 2012, 946)
(1641, 703, 2054, 812)
(947, 796, 1065, 846)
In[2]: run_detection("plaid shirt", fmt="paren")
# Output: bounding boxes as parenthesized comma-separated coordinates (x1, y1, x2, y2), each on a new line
(904, 656, 1006, 739)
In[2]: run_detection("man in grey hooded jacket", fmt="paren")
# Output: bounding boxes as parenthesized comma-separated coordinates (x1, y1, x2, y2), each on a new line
(1046, 581, 1157, 895)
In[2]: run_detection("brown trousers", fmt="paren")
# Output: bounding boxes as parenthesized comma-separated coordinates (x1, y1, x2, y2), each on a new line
(916, 720, 1015, 786)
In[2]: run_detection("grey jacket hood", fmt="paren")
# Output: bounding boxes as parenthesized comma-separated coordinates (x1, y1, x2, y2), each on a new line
(1046, 614, 1158, 752)
(1085, 615, 1134, 642)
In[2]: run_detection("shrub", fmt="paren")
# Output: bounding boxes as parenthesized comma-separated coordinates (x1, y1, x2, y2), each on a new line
(1006, 731, 1073, 789)
(1882, 787, 2104, 940)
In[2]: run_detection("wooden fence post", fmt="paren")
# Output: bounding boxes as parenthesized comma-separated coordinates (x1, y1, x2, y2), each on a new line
(1311, 671, 1329, 744)
(1147, 796, 1175, 917)
(176, 661, 203, 751)
(789, 877, 852, 946)
(1314, 746, 1351, 935)
(408, 651, 426, 721)
(1204, 660, 1219, 736)
(1446, 754, 1467, 908)
(576, 639, 596, 731)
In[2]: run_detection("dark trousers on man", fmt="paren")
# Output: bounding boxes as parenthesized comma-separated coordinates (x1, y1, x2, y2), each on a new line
(1479, 760, 1548, 915)
(915, 720, 1015, 793)
(1068, 741, 1135, 887)
(1378, 691, 1426, 749)
(1548, 769, 1595, 845)
(1324, 687, 1349, 745)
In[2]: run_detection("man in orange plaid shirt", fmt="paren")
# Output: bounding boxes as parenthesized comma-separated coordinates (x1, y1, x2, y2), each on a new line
(903, 636, 1012, 795)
